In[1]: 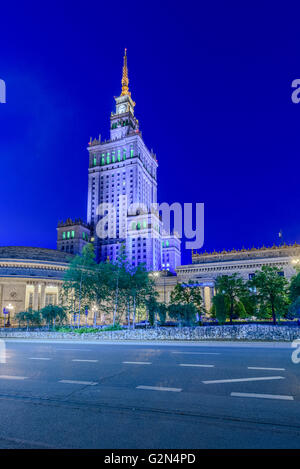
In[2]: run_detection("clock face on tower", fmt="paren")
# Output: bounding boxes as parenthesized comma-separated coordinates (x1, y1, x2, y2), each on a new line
(118, 104, 126, 114)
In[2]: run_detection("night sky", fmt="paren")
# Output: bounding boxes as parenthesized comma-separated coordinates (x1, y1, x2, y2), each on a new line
(1, 1, 300, 265)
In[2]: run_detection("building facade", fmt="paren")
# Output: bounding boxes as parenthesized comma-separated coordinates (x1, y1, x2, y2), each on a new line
(0, 246, 73, 325)
(155, 243, 300, 312)
(58, 50, 181, 273)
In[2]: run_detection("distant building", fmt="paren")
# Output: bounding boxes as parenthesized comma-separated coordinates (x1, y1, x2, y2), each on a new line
(0, 246, 73, 323)
(155, 243, 300, 311)
(57, 218, 91, 255)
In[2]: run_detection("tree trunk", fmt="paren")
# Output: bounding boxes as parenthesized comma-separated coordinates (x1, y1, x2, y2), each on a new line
(229, 301, 234, 324)
(113, 277, 119, 327)
(132, 296, 136, 329)
(272, 304, 277, 325)
(127, 300, 130, 327)
(93, 310, 97, 328)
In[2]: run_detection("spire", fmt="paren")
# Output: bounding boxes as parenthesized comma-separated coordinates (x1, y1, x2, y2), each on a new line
(121, 48, 130, 96)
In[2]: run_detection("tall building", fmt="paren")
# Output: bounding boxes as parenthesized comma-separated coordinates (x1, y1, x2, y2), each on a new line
(83, 49, 181, 271)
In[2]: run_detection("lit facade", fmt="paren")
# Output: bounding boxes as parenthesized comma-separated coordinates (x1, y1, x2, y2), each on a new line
(85, 50, 181, 271)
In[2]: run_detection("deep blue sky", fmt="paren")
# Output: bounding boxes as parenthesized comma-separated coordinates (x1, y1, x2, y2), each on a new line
(0, 1, 300, 265)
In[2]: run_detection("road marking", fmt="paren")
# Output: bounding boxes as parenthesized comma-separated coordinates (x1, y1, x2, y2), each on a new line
(137, 385, 182, 392)
(179, 364, 215, 368)
(0, 375, 28, 380)
(28, 357, 51, 360)
(172, 352, 220, 355)
(72, 359, 98, 363)
(203, 376, 285, 384)
(59, 380, 97, 386)
(247, 366, 286, 371)
(56, 348, 92, 351)
(231, 392, 294, 401)
(123, 361, 152, 365)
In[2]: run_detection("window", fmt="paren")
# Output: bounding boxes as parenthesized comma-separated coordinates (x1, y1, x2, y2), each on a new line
(71, 230, 75, 238)
(67, 231, 70, 239)
(130, 146, 134, 157)
(62, 232, 66, 240)
(123, 149, 126, 160)
(93, 157, 97, 166)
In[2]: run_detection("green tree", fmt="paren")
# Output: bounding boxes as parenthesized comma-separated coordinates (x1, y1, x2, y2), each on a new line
(15, 309, 42, 329)
(289, 272, 300, 303)
(168, 303, 198, 326)
(62, 243, 97, 327)
(170, 281, 205, 321)
(214, 274, 248, 324)
(40, 305, 67, 328)
(249, 266, 290, 324)
(211, 293, 227, 323)
(286, 297, 300, 320)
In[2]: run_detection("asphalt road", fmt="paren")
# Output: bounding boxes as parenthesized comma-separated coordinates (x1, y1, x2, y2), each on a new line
(0, 339, 299, 449)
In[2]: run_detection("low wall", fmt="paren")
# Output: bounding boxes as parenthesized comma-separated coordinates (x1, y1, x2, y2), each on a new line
(0, 325, 300, 341)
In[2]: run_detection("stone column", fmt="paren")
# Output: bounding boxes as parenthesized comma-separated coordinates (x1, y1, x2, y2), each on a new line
(40, 283, 46, 309)
(204, 286, 211, 312)
(33, 283, 39, 311)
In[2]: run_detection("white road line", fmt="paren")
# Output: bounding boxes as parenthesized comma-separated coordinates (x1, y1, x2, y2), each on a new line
(231, 392, 294, 401)
(28, 357, 51, 360)
(123, 361, 152, 365)
(179, 364, 215, 368)
(172, 352, 220, 355)
(0, 375, 28, 380)
(72, 359, 98, 363)
(59, 380, 98, 386)
(56, 348, 92, 351)
(137, 385, 182, 392)
(247, 366, 286, 371)
(203, 376, 285, 384)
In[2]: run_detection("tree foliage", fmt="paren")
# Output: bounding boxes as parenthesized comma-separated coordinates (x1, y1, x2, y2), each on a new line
(214, 274, 249, 324)
(249, 266, 290, 324)
(170, 281, 205, 321)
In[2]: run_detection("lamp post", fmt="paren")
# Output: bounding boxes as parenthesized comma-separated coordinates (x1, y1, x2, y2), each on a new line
(5, 304, 14, 328)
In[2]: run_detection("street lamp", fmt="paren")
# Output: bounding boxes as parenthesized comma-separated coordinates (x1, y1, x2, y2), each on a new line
(5, 303, 14, 327)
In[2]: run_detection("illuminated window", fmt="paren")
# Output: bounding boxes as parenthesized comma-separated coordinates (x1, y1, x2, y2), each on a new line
(71, 230, 75, 238)
(93, 157, 97, 166)
(67, 231, 70, 239)
(123, 149, 126, 160)
(130, 146, 134, 157)
(132, 222, 136, 230)
(117, 150, 121, 162)
(143, 220, 147, 228)
(137, 222, 141, 230)
(107, 153, 110, 164)
(112, 151, 115, 163)
(166, 240, 169, 247)
(62, 232, 66, 240)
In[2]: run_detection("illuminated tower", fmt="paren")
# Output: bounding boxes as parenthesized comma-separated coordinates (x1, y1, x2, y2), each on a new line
(87, 50, 162, 270)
